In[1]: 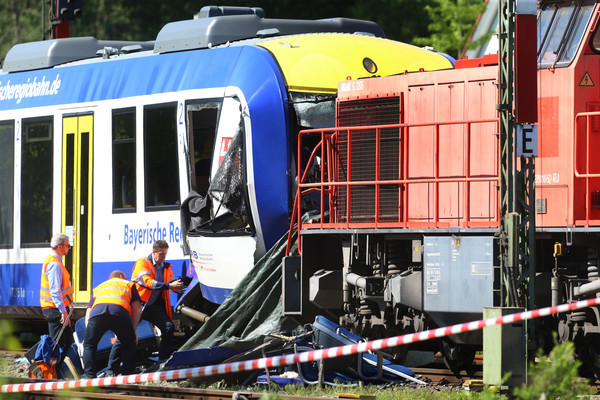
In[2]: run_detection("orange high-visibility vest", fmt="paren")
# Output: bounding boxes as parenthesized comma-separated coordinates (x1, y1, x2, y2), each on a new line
(132, 255, 174, 320)
(40, 254, 73, 309)
(91, 277, 135, 316)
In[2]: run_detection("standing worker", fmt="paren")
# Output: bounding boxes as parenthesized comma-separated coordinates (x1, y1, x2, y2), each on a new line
(114, 240, 183, 362)
(83, 270, 141, 378)
(40, 233, 74, 372)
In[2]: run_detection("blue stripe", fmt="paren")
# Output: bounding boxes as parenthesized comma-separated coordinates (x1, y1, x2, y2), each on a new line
(0, 259, 190, 307)
(0, 48, 243, 109)
(0, 263, 40, 306)
(199, 282, 232, 305)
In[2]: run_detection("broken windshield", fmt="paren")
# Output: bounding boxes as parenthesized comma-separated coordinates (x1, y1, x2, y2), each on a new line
(289, 92, 336, 130)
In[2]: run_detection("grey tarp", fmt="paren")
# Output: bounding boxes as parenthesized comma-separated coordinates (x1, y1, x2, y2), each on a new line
(177, 229, 302, 352)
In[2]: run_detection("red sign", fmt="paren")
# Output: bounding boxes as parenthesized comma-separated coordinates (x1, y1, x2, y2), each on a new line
(218, 137, 233, 166)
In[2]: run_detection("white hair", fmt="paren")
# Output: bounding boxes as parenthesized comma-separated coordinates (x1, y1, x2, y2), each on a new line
(50, 233, 69, 249)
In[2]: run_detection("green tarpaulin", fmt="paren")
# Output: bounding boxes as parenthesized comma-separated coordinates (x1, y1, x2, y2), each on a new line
(178, 230, 302, 352)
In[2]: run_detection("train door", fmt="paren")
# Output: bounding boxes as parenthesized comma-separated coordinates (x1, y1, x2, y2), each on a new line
(61, 114, 93, 303)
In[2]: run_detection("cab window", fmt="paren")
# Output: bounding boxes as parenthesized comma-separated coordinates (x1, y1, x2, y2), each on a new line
(538, 2, 594, 67)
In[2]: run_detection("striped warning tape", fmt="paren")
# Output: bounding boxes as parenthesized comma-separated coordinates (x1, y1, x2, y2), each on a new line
(4, 296, 600, 393)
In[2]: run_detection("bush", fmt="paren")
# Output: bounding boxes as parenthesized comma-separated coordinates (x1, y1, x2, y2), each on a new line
(512, 339, 594, 400)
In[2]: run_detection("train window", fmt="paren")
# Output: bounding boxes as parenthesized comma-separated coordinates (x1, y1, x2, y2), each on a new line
(538, 2, 594, 67)
(589, 9, 600, 53)
(21, 117, 53, 246)
(112, 108, 136, 213)
(0, 121, 14, 248)
(289, 92, 335, 129)
(185, 100, 221, 195)
(562, 4, 594, 61)
(143, 103, 180, 210)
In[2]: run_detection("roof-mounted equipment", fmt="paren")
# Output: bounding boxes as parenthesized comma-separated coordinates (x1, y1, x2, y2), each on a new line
(154, 6, 385, 54)
(2, 38, 154, 72)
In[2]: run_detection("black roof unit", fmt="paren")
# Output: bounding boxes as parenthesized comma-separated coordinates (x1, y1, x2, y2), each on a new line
(197, 5, 266, 18)
(154, 6, 385, 54)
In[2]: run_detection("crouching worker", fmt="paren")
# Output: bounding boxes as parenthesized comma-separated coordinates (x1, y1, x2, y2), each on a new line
(83, 270, 141, 378)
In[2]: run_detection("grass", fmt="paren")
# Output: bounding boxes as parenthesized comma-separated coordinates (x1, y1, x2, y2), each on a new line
(183, 378, 500, 399)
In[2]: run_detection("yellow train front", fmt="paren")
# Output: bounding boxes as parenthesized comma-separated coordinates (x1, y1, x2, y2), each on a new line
(284, 1, 600, 377)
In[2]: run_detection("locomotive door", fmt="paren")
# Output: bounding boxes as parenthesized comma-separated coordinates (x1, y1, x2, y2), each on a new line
(61, 114, 93, 304)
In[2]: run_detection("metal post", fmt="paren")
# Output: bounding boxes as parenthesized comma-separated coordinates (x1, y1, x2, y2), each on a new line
(492, 0, 536, 386)
(498, 0, 536, 316)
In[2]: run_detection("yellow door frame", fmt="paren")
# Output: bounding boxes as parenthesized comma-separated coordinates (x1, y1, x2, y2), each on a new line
(61, 114, 93, 303)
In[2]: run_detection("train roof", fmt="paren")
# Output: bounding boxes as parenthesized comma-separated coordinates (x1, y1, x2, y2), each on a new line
(154, 13, 384, 54)
(2, 6, 385, 73)
(2, 38, 155, 72)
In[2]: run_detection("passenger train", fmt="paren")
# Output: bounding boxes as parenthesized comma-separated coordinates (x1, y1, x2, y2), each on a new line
(282, 0, 600, 378)
(0, 7, 454, 328)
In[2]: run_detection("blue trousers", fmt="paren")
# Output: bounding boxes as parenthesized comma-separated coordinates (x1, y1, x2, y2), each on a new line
(83, 314, 136, 378)
(110, 301, 175, 366)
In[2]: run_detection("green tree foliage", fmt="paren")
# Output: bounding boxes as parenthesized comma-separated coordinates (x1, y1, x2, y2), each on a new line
(413, 0, 487, 59)
(0, 0, 46, 62)
(341, 0, 436, 44)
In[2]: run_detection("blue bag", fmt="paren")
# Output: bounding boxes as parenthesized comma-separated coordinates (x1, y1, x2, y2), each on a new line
(34, 334, 63, 363)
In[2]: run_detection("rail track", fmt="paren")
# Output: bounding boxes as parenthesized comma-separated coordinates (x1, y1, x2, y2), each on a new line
(2, 354, 598, 399)
(412, 367, 482, 387)
(0, 363, 484, 400)
(1, 383, 335, 400)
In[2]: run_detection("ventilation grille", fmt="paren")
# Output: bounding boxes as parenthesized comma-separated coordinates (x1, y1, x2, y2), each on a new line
(592, 191, 600, 209)
(335, 97, 401, 223)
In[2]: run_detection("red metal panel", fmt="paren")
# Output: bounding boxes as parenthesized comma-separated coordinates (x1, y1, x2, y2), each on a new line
(403, 67, 499, 227)
(437, 81, 466, 223)
(455, 53, 498, 69)
(538, 96, 559, 158)
(466, 79, 498, 222)
(406, 84, 436, 222)
(536, 67, 575, 227)
(537, 186, 569, 227)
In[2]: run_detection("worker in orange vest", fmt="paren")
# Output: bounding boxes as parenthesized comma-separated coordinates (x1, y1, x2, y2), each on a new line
(40, 233, 74, 372)
(112, 240, 183, 363)
(82, 270, 141, 378)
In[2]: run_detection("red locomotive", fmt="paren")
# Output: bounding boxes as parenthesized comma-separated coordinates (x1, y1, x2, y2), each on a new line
(283, 0, 600, 377)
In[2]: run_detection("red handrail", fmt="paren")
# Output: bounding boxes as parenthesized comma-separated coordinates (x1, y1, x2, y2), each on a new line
(286, 118, 500, 256)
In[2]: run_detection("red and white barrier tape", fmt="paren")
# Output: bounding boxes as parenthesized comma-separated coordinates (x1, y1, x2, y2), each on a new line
(4, 297, 600, 393)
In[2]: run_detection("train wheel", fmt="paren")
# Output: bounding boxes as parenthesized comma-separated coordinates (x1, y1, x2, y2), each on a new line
(385, 339, 409, 365)
(440, 340, 476, 376)
(366, 326, 409, 364)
